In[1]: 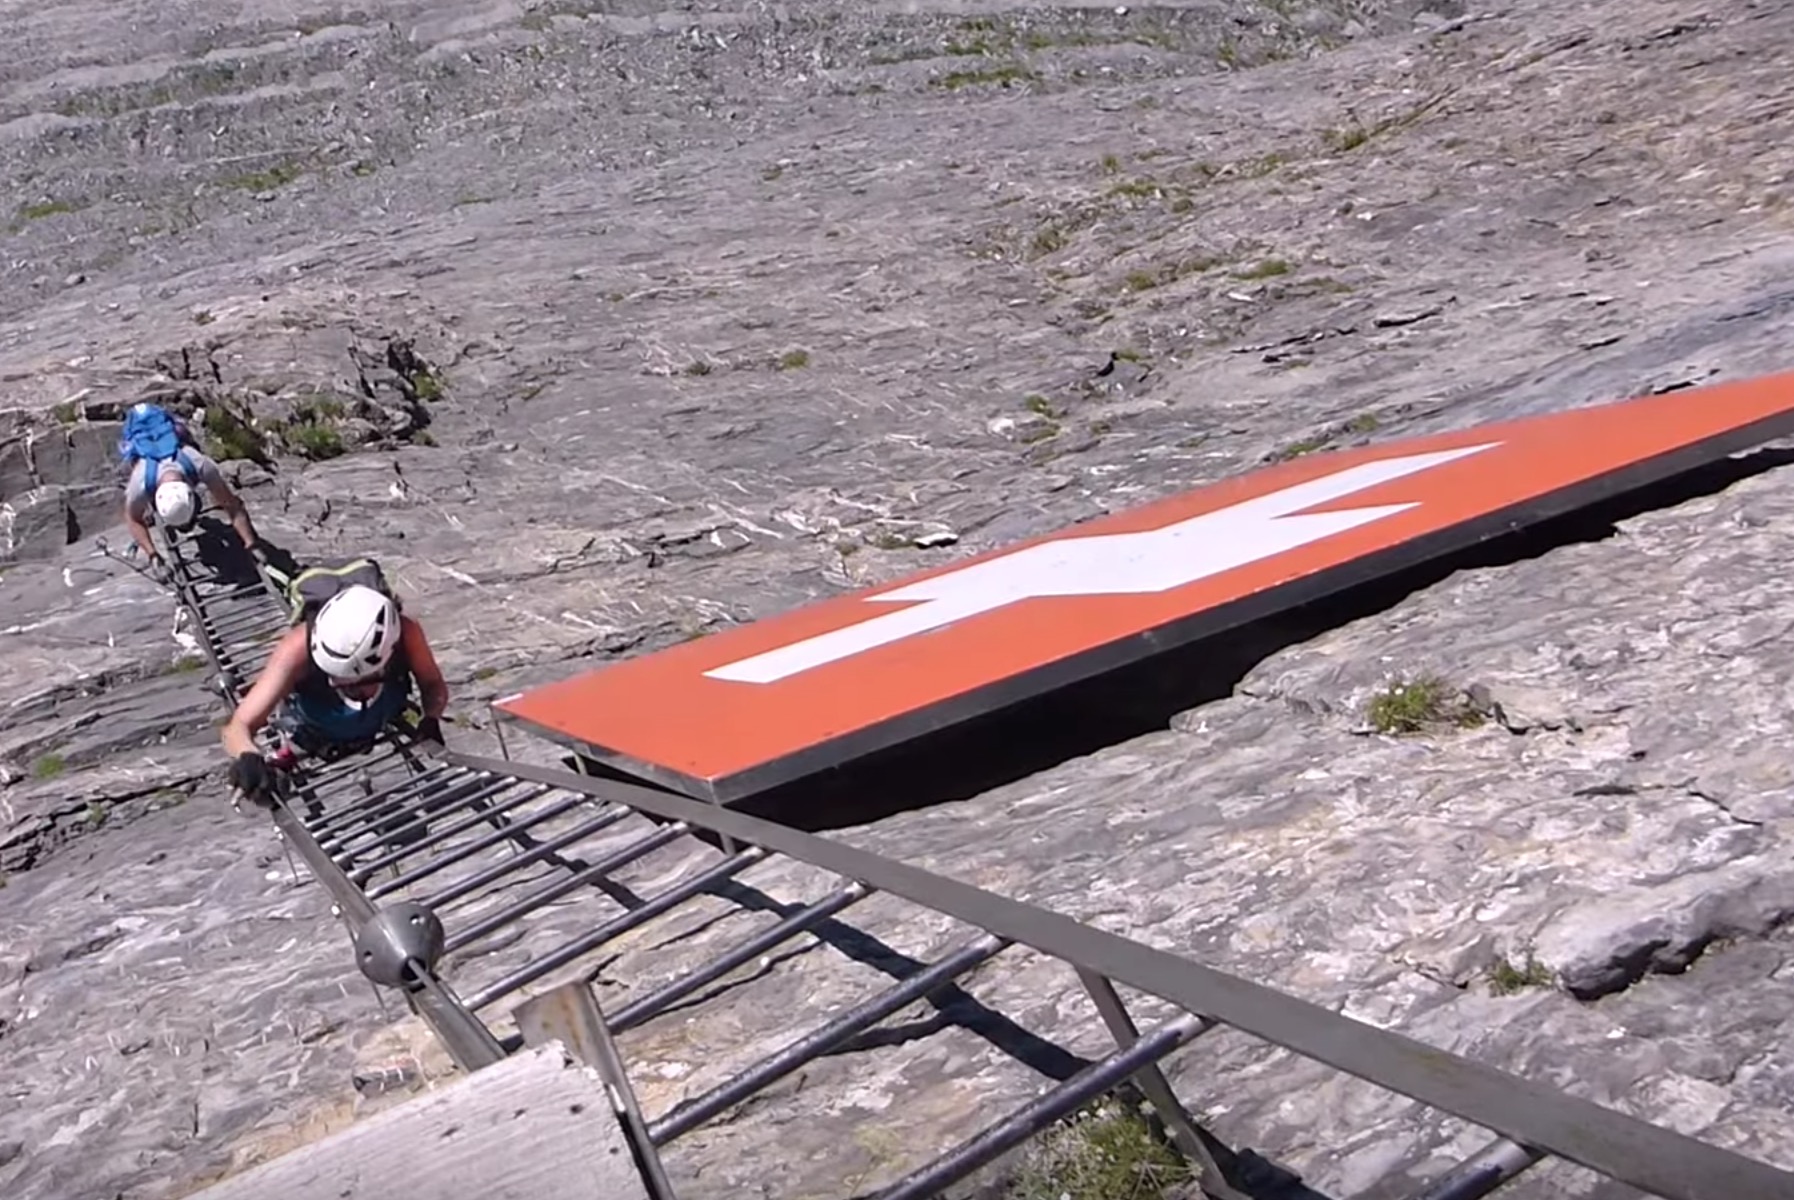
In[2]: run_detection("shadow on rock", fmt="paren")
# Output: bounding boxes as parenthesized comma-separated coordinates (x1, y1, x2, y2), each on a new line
(181, 518, 302, 591)
(724, 443, 1794, 835)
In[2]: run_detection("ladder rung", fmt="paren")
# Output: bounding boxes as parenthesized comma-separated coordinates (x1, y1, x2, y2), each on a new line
(348, 782, 559, 882)
(647, 932, 1013, 1146)
(465, 845, 771, 1011)
(1406, 1137, 1546, 1200)
(437, 819, 688, 938)
(366, 792, 621, 898)
(418, 805, 662, 912)
(610, 880, 871, 1035)
(324, 775, 517, 860)
(310, 764, 475, 839)
(872, 1011, 1213, 1200)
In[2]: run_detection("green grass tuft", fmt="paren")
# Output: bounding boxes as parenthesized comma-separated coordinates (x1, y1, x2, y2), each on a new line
(1004, 1096, 1193, 1200)
(1365, 675, 1485, 735)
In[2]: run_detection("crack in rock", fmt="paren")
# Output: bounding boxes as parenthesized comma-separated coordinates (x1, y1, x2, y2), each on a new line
(1534, 864, 1794, 1000)
(1, 771, 207, 873)
(1686, 786, 1768, 828)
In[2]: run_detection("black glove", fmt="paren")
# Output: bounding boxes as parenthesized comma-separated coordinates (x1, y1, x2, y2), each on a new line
(413, 716, 445, 747)
(147, 556, 172, 585)
(229, 751, 272, 801)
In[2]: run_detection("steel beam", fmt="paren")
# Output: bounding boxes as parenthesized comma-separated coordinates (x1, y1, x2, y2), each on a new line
(446, 750, 1794, 1200)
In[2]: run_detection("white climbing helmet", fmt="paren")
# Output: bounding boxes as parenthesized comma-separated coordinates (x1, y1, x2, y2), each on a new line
(154, 479, 197, 529)
(310, 584, 401, 681)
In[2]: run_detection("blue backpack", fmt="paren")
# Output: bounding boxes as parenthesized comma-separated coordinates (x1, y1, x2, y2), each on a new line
(119, 402, 197, 492)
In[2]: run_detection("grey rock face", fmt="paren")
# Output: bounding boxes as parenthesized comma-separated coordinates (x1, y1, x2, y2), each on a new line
(7, 0, 1794, 1198)
(0, 419, 124, 562)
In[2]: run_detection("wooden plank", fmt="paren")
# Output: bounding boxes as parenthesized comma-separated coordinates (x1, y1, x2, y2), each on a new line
(177, 1044, 650, 1200)
(514, 980, 679, 1198)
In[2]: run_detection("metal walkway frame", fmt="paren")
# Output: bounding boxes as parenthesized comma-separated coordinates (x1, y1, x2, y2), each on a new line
(149, 515, 1794, 1200)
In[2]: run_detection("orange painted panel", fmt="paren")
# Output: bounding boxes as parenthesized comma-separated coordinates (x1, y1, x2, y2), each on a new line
(497, 371, 1794, 798)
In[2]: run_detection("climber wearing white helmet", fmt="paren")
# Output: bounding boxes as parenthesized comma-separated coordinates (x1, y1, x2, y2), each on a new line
(119, 414, 260, 579)
(220, 565, 450, 798)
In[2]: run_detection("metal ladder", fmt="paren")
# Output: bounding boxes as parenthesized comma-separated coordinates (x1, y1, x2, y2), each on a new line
(154, 520, 500, 1055)
(155, 524, 1794, 1200)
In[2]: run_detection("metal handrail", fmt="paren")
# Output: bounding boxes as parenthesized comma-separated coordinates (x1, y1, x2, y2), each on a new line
(442, 750, 1794, 1200)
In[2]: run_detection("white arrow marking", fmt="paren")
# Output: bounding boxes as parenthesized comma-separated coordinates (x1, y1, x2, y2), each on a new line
(707, 442, 1501, 685)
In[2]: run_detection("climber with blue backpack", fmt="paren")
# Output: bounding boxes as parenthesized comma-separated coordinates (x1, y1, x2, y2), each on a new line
(118, 401, 261, 580)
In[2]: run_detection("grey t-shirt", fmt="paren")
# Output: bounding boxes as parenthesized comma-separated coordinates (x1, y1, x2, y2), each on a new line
(124, 449, 226, 522)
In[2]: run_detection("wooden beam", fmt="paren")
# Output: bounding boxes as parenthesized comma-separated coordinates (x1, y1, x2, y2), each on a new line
(177, 1044, 650, 1200)
(514, 979, 679, 1199)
